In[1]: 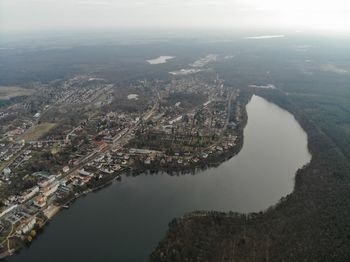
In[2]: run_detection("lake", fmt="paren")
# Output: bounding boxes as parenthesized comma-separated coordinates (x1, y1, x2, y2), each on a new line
(6, 95, 311, 262)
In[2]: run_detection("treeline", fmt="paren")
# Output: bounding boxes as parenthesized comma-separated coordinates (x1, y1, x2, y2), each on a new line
(150, 89, 350, 261)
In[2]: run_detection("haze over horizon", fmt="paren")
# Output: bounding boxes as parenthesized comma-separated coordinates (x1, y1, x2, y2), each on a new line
(1, 0, 350, 35)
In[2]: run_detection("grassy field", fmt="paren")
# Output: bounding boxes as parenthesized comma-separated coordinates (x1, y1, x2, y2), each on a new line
(0, 86, 34, 100)
(20, 123, 57, 141)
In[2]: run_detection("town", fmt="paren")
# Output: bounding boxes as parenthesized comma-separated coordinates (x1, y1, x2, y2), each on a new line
(0, 71, 248, 257)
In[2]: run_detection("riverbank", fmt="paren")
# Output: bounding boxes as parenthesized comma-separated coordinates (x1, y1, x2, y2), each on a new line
(1, 96, 250, 260)
(150, 89, 350, 261)
(3, 93, 313, 262)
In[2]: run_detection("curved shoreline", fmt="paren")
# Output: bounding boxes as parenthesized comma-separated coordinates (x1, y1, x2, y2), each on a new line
(3, 91, 312, 260)
(151, 90, 342, 261)
(1, 93, 251, 260)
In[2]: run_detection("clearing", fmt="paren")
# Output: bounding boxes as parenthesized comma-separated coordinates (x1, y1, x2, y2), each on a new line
(0, 86, 35, 100)
(20, 123, 57, 141)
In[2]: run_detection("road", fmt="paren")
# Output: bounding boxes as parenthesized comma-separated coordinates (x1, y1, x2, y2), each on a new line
(67, 97, 160, 177)
(4, 92, 162, 226)
(224, 91, 235, 129)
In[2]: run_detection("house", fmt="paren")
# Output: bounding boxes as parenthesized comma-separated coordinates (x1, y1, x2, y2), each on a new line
(160, 159, 166, 166)
(62, 166, 70, 173)
(16, 217, 36, 235)
(18, 186, 39, 203)
(38, 175, 56, 188)
(78, 169, 93, 177)
(41, 182, 59, 197)
(33, 195, 47, 208)
(192, 157, 200, 163)
(3, 167, 11, 176)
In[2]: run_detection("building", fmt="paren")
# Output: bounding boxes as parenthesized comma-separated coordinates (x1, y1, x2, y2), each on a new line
(16, 217, 36, 235)
(0, 204, 18, 218)
(62, 166, 70, 173)
(38, 175, 56, 188)
(33, 195, 46, 208)
(41, 182, 59, 197)
(3, 167, 11, 176)
(78, 169, 93, 177)
(18, 186, 39, 203)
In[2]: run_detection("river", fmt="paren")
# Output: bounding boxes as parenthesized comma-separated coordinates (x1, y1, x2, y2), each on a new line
(6, 95, 311, 262)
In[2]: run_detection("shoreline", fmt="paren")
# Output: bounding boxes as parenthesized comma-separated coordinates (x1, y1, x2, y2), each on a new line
(1, 139, 246, 260)
(150, 90, 344, 261)
(0, 93, 250, 261)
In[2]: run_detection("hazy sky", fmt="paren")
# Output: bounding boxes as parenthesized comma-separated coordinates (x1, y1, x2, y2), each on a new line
(1, 0, 350, 33)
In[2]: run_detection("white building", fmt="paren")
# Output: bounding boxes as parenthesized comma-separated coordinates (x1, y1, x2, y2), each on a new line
(0, 204, 17, 218)
(3, 167, 11, 176)
(16, 217, 36, 235)
(78, 169, 93, 177)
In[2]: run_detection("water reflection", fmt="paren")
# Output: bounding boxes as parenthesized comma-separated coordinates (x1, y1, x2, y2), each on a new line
(7, 95, 311, 262)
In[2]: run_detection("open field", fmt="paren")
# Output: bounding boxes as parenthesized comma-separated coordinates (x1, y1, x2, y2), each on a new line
(20, 123, 57, 141)
(0, 86, 35, 100)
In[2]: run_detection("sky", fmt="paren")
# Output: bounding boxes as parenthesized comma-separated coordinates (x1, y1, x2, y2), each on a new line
(1, 0, 350, 33)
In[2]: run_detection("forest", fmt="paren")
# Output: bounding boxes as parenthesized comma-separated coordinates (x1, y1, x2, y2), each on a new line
(150, 53, 350, 260)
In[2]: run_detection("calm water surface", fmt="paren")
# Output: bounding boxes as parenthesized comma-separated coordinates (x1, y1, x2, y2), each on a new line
(7, 95, 311, 262)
